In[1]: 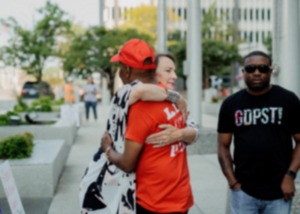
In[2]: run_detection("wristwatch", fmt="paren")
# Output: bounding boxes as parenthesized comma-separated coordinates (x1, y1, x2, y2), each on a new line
(166, 90, 180, 103)
(286, 169, 297, 179)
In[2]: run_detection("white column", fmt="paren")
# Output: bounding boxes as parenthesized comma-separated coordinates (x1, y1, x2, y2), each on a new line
(279, 0, 300, 96)
(99, 0, 104, 27)
(271, 0, 282, 84)
(187, 0, 202, 126)
(157, 0, 167, 52)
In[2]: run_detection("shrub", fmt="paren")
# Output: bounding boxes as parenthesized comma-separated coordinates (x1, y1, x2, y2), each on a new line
(0, 111, 22, 126)
(13, 97, 29, 113)
(0, 132, 34, 159)
(211, 96, 219, 103)
(0, 114, 9, 126)
(51, 97, 64, 106)
(29, 96, 53, 112)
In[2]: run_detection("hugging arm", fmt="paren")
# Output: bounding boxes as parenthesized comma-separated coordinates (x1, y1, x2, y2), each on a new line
(145, 117, 199, 147)
(101, 131, 143, 173)
(129, 83, 188, 120)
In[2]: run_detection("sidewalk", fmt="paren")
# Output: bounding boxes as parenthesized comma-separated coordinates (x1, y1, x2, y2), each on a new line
(47, 101, 300, 214)
(47, 102, 228, 214)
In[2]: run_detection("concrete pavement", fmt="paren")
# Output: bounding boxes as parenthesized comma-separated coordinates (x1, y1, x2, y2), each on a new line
(1, 89, 300, 213)
(47, 101, 300, 214)
(47, 102, 228, 214)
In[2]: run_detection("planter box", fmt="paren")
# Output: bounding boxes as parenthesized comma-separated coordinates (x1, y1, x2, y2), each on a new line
(0, 119, 77, 148)
(0, 140, 67, 199)
(19, 111, 60, 123)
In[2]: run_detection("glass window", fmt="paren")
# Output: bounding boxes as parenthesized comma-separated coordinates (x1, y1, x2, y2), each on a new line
(262, 31, 265, 40)
(184, 8, 187, 20)
(250, 9, 253, 20)
(238, 8, 241, 20)
(262, 9, 265, 21)
(244, 32, 247, 40)
(267, 9, 271, 21)
(256, 9, 259, 20)
(244, 8, 247, 20)
(226, 8, 230, 20)
(249, 32, 253, 42)
(256, 31, 259, 42)
(178, 8, 181, 16)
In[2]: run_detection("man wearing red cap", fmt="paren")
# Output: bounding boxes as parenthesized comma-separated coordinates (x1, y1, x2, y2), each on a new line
(80, 39, 193, 214)
(101, 39, 194, 213)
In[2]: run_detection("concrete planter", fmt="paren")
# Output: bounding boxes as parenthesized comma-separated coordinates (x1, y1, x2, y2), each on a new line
(18, 111, 60, 123)
(0, 119, 77, 148)
(0, 140, 67, 199)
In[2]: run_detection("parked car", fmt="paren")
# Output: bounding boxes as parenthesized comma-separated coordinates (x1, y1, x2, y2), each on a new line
(21, 81, 54, 99)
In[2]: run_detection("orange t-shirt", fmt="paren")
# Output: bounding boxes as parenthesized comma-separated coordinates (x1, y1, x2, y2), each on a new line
(126, 101, 194, 213)
(64, 83, 75, 103)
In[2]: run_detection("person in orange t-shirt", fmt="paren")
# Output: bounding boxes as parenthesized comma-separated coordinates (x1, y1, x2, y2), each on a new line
(64, 76, 75, 104)
(126, 100, 194, 213)
(101, 48, 195, 213)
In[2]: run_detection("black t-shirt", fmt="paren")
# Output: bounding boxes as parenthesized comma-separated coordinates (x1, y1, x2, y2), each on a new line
(218, 85, 300, 200)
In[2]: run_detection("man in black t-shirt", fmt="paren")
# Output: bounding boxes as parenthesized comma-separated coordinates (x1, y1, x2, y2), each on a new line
(218, 50, 300, 214)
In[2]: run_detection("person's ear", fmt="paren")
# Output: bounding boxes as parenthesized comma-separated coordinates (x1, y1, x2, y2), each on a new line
(126, 67, 131, 78)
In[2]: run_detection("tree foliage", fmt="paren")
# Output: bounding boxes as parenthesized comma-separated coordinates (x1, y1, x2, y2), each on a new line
(168, 3, 241, 88)
(63, 27, 153, 94)
(263, 35, 272, 57)
(0, 1, 72, 84)
(120, 5, 179, 41)
(120, 6, 157, 40)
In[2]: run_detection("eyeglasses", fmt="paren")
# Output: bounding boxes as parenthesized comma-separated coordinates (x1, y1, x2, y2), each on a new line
(243, 64, 271, 74)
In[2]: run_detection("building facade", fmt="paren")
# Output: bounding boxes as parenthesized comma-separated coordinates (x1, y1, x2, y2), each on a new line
(101, 0, 273, 52)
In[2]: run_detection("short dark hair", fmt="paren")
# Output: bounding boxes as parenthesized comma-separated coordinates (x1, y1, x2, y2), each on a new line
(155, 53, 176, 66)
(243, 51, 272, 65)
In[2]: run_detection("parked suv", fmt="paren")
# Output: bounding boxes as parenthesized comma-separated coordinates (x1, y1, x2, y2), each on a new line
(21, 81, 54, 99)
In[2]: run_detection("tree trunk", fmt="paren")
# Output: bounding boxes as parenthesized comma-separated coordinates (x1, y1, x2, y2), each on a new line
(36, 70, 43, 97)
(204, 67, 210, 88)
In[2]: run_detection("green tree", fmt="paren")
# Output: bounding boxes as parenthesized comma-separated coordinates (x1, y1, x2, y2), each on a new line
(121, 6, 157, 40)
(0, 1, 72, 89)
(168, 3, 241, 89)
(63, 27, 153, 95)
(263, 35, 272, 57)
(202, 39, 240, 88)
(120, 5, 179, 42)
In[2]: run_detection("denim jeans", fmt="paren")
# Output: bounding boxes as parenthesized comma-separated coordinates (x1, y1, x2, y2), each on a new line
(84, 101, 97, 120)
(231, 189, 291, 214)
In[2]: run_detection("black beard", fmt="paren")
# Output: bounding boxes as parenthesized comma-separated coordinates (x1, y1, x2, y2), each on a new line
(245, 80, 270, 92)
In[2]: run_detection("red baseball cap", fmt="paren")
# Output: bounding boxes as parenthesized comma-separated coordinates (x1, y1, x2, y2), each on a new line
(110, 39, 156, 70)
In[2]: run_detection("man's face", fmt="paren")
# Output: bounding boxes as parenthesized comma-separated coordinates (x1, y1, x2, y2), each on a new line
(243, 55, 272, 92)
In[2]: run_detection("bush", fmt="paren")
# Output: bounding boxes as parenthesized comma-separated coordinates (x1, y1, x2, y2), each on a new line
(0, 111, 22, 126)
(29, 96, 53, 112)
(0, 114, 9, 126)
(51, 97, 64, 106)
(211, 96, 219, 103)
(0, 132, 34, 159)
(13, 97, 29, 113)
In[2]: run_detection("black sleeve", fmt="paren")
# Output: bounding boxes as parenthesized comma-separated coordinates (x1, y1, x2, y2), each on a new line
(288, 93, 300, 135)
(217, 98, 235, 133)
